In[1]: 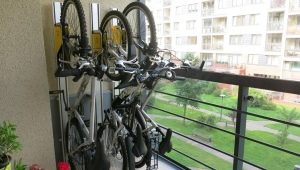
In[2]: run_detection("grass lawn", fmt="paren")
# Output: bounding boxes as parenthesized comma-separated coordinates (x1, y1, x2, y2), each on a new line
(167, 137, 233, 170)
(153, 116, 300, 170)
(157, 83, 300, 121)
(147, 98, 228, 122)
(265, 123, 300, 136)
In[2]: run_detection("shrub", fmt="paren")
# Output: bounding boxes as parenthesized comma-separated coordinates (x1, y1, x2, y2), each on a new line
(197, 114, 217, 130)
(248, 89, 276, 111)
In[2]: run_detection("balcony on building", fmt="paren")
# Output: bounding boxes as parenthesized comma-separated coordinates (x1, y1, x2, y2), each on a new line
(267, 12, 284, 31)
(163, 8, 171, 21)
(265, 33, 282, 52)
(289, 0, 300, 12)
(287, 15, 300, 35)
(202, 0, 214, 17)
(270, 0, 285, 8)
(164, 37, 172, 49)
(285, 38, 300, 60)
(202, 36, 212, 50)
(202, 18, 212, 34)
(212, 17, 227, 34)
(212, 35, 224, 50)
(163, 23, 171, 35)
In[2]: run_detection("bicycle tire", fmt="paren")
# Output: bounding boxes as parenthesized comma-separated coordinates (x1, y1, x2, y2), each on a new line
(112, 96, 152, 168)
(59, 0, 89, 68)
(65, 118, 88, 170)
(133, 109, 152, 168)
(97, 122, 129, 170)
(100, 10, 133, 82)
(123, 2, 157, 56)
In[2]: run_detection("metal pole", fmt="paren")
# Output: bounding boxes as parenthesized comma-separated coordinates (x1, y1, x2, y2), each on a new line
(233, 86, 248, 170)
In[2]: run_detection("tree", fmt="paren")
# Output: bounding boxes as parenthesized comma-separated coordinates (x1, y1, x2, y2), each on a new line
(228, 107, 237, 128)
(175, 79, 205, 125)
(277, 107, 300, 147)
(182, 52, 201, 66)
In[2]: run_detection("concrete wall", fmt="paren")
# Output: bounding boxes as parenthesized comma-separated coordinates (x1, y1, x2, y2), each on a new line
(0, 0, 135, 168)
(0, 0, 56, 168)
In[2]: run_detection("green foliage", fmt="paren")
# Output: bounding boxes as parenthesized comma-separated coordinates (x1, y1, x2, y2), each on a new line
(197, 114, 217, 131)
(174, 79, 204, 108)
(248, 89, 276, 110)
(14, 159, 26, 170)
(277, 126, 289, 147)
(279, 107, 300, 125)
(0, 121, 21, 162)
(276, 107, 299, 147)
(183, 53, 195, 61)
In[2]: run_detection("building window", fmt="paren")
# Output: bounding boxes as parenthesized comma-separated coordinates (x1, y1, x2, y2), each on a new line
(157, 24, 162, 34)
(174, 22, 180, 31)
(249, 14, 260, 25)
(216, 54, 229, 64)
(291, 62, 300, 71)
(266, 55, 279, 66)
(186, 20, 196, 30)
(248, 54, 260, 65)
(188, 3, 198, 13)
(176, 5, 187, 15)
(176, 37, 182, 45)
(251, 34, 261, 45)
(233, 15, 246, 26)
(176, 36, 197, 45)
(187, 36, 197, 45)
(230, 35, 243, 45)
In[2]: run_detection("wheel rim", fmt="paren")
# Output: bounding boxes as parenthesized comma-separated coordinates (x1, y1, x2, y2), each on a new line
(102, 15, 130, 78)
(62, 2, 81, 68)
(125, 7, 149, 46)
(68, 125, 85, 170)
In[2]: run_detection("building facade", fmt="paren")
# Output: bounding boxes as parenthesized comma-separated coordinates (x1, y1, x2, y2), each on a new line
(146, 0, 300, 81)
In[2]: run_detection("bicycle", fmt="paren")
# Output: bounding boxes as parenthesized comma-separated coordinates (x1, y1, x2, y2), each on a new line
(110, 50, 194, 168)
(55, 1, 135, 169)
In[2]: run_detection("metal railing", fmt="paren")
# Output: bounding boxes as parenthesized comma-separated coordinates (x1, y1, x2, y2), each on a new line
(202, 8, 214, 16)
(267, 22, 283, 31)
(147, 69, 300, 170)
(265, 42, 282, 51)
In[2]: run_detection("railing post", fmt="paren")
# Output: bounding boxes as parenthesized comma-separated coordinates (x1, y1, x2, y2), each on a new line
(233, 86, 249, 170)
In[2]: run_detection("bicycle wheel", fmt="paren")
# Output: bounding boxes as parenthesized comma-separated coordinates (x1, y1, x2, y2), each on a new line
(132, 110, 152, 168)
(123, 2, 157, 57)
(98, 122, 129, 170)
(65, 118, 88, 170)
(59, 0, 89, 69)
(100, 10, 133, 82)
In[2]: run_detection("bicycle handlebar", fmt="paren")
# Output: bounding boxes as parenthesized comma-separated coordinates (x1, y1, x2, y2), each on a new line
(55, 64, 106, 81)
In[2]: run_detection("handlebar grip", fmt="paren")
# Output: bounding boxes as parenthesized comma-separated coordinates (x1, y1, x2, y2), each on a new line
(115, 67, 138, 72)
(55, 67, 82, 77)
(175, 76, 185, 80)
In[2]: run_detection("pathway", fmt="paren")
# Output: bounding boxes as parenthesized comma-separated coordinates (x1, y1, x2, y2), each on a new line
(154, 94, 300, 142)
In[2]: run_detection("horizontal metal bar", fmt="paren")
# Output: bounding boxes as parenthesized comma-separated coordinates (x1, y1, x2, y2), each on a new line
(155, 90, 300, 129)
(159, 125, 266, 170)
(172, 148, 216, 170)
(149, 105, 300, 158)
(175, 69, 300, 95)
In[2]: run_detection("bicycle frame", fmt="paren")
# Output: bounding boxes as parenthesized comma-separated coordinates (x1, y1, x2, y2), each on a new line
(118, 81, 160, 135)
(66, 75, 97, 155)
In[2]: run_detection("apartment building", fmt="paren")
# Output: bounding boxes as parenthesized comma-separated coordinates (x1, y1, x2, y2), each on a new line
(146, 0, 300, 81)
